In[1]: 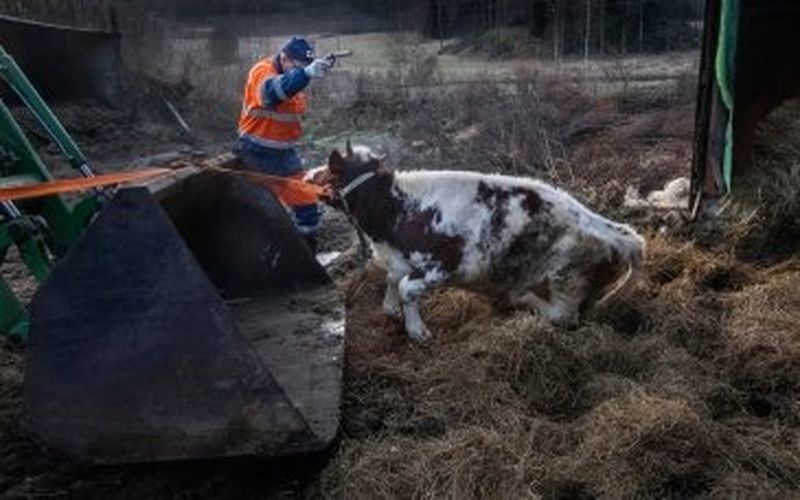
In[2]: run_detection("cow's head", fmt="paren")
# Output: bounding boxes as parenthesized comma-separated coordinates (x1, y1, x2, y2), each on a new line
(327, 141, 386, 196)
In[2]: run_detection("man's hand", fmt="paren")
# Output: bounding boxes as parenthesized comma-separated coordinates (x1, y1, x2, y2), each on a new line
(304, 58, 333, 79)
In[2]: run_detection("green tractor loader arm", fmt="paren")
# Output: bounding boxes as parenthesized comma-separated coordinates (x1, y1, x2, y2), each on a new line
(0, 44, 104, 341)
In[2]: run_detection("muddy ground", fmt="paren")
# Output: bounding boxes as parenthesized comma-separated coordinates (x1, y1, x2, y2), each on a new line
(2, 73, 800, 499)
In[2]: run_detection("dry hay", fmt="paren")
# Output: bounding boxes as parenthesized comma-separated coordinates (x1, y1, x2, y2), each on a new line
(726, 272, 800, 381)
(709, 97, 800, 263)
(315, 232, 800, 499)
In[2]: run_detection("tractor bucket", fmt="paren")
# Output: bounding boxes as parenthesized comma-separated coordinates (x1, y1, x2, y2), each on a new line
(22, 171, 344, 464)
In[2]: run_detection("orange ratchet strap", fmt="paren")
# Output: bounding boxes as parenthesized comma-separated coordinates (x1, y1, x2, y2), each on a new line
(0, 168, 174, 202)
(0, 166, 332, 206)
(204, 166, 332, 206)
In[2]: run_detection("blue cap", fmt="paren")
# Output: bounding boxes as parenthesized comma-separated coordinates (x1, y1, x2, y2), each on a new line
(282, 36, 315, 65)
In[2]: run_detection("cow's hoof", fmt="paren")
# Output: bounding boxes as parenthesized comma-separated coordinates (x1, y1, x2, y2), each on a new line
(552, 317, 580, 331)
(407, 327, 432, 344)
(382, 303, 403, 319)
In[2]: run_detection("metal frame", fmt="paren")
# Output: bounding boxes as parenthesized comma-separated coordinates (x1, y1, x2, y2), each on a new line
(691, 0, 800, 217)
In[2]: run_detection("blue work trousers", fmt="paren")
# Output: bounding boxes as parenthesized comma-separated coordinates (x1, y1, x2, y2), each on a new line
(237, 138, 321, 235)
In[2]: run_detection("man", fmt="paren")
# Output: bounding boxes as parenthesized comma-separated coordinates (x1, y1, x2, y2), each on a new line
(237, 36, 333, 252)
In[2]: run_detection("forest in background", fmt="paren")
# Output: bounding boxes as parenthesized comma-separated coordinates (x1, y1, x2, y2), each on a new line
(0, 0, 705, 59)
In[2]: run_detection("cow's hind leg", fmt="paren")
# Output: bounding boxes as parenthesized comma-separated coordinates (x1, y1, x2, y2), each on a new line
(510, 289, 579, 329)
(510, 273, 582, 329)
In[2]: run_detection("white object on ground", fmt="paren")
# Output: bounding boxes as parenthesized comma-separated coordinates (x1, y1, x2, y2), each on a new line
(624, 177, 690, 209)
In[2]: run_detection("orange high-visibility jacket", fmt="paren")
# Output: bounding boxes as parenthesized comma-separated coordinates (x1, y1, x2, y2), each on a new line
(238, 58, 306, 149)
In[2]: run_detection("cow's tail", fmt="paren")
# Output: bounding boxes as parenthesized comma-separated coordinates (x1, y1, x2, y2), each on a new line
(597, 233, 646, 306)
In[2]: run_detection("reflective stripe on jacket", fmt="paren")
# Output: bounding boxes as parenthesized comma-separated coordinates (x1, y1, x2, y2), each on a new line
(238, 58, 306, 149)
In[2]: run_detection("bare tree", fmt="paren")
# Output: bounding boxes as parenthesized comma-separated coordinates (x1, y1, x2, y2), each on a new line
(598, 0, 605, 53)
(436, 0, 444, 50)
(553, 0, 562, 65)
(584, 0, 591, 72)
(622, 0, 629, 54)
(638, 0, 645, 53)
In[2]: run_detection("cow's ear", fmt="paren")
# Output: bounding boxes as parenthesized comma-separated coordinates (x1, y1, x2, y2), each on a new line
(328, 149, 345, 175)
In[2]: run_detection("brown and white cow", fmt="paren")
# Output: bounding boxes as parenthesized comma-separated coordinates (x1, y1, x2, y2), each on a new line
(322, 144, 646, 342)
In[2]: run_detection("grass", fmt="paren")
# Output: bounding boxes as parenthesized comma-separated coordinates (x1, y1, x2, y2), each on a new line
(155, 30, 697, 103)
